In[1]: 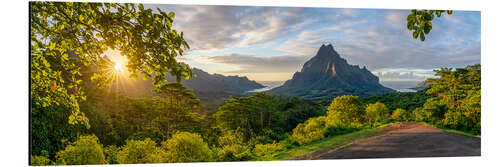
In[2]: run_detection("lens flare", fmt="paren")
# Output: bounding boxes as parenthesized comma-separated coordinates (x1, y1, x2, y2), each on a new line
(114, 63, 122, 71)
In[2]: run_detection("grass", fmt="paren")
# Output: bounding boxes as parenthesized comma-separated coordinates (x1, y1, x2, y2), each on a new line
(271, 123, 395, 160)
(427, 123, 479, 137)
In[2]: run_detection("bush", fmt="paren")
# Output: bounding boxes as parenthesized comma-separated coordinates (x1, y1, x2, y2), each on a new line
(392, 108, 412, 121)
(55, 135, 107, 165)
(327, 95, 365, 124)
(292, 116, 328, 144)
(324, 117, 363, 136)
(215, 130, 253, 161)
(253, 141, 284, 160)
(365, 102, 390, 127)
(215, 144, 253, 161)
(443, 111, 464, 129)
(161, 132, 212, 163)
(117, 138, 166, 164)
(103, 145, 120, 164)
(31, 155, 54, 166)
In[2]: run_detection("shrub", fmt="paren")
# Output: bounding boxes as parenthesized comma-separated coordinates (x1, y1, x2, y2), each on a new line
(253, 141, 284, 160)
(55, 135, 107, 165)
(365, 102, 390, 127)
(327, 95, 365, 124)
(162, 132, 212, 163)
(31, 155, 54, 166)
(292, 116, 328, 144)
(103, 145, 120, 164)
(215, 144, 253, 161)
(215, 130, 253, 161)
(443, 111, 464, 129)
(117, 138, 166, 164)
(392, 108, 412, 121)
(324, 117, 363, 136)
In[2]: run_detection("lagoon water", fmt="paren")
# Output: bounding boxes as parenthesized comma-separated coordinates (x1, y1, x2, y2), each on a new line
(380, 81, 421, 92)
(247, 81, 284, 93)
(248, 80, 421, 93)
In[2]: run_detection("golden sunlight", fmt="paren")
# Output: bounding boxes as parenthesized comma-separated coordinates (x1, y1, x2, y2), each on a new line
(114, 62, 122, 71)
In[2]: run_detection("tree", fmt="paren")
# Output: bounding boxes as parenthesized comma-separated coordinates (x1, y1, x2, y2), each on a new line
(214, 130, 252, 161)
(55, 135, 107, 165)
(365, 102, 389, 127)
(117, 138, 167, 164)
(407, 9, 453, 41)
(327, 95, 365, 124)
(292, 116, 328, 144)
(423, 64, 481, 133)
(215, 93, 286, 140)
(391, 108, 412, 122)
(161, 132, 213, 163)
(30, 2, 191, 127)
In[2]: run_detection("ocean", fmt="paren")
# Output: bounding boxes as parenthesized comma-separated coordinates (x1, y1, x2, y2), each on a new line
(248, 80, 421, 93)
(380, 81, 421, 92)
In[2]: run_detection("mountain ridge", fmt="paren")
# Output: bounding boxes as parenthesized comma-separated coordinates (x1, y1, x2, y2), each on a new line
(269, 44, 395, 99)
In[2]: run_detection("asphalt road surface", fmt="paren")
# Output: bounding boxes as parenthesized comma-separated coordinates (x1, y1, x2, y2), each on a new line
(314, 122, 480, 159)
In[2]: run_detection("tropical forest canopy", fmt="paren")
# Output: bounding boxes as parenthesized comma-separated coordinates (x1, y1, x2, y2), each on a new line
(30, 2, 480, 165)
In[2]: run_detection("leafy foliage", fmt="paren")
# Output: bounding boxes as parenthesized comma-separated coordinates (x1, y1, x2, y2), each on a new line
(424, 64, 481, 133)
(31, 155, 54, 166)
(55, 135, 107, 165)
(116, 138, 166, 164)
(327, 95, 365, 124)
(407, 9, 453, 41)
(103, 145, 120, 164)
(30, 1, 190, 129)
(31, 104, 84, 159)
(252, 141, 284, 160)
(215, 93, 324, 141)
(215, 130, 253, 161)
(292, 116, 328, 144)
(365, 102, 390, 127)
(161, 132, 213, 163)
(360, 90, 433, 112)
(391, 108, 412, 122)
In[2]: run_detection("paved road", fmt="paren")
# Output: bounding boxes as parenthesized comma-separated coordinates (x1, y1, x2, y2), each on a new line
(315, 122, 480, 159)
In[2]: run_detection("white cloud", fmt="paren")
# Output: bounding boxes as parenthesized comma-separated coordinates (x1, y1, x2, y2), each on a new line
(207, 53, 309, 73)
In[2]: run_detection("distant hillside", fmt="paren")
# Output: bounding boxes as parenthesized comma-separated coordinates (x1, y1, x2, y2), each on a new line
(410, 80, 431, 91)
(269, 44, 395, 100)
(172, 68, 264, 95)
(114, 68, 264, 112)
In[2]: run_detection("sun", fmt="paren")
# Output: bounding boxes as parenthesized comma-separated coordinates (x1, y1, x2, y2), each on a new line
(114, 62, 122, 71)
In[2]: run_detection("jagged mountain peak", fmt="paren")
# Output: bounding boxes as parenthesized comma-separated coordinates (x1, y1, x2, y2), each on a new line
(269, 44, 395, 100)
(300, 43, 348, 75)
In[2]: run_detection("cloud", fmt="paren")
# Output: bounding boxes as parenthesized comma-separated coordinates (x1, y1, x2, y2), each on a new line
(150, 5, 327, 52)
(207, 53, 309, 73)
(374, 69, 436, 81)
(146, 4, 480, 82)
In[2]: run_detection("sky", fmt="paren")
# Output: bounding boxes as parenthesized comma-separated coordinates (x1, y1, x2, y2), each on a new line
(144, 4, 481, 83)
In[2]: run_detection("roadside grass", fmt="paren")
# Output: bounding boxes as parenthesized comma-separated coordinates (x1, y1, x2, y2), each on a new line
(271, 123, 395, 160)
(426, 123, 479, 137)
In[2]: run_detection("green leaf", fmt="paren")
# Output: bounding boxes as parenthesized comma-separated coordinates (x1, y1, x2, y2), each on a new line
(412, 31, 418, 39)
(49, 42, 55, 50)
(168, 12, 175, 18)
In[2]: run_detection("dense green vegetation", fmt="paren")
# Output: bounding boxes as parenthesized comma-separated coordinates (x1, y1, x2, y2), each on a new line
(30, 2, 480, 165)
(360, 90, 434, 112)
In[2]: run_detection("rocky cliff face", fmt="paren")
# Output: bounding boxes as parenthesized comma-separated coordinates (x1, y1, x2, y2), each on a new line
(269, 44, 395, 100)
(170, 68, 265, 94)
